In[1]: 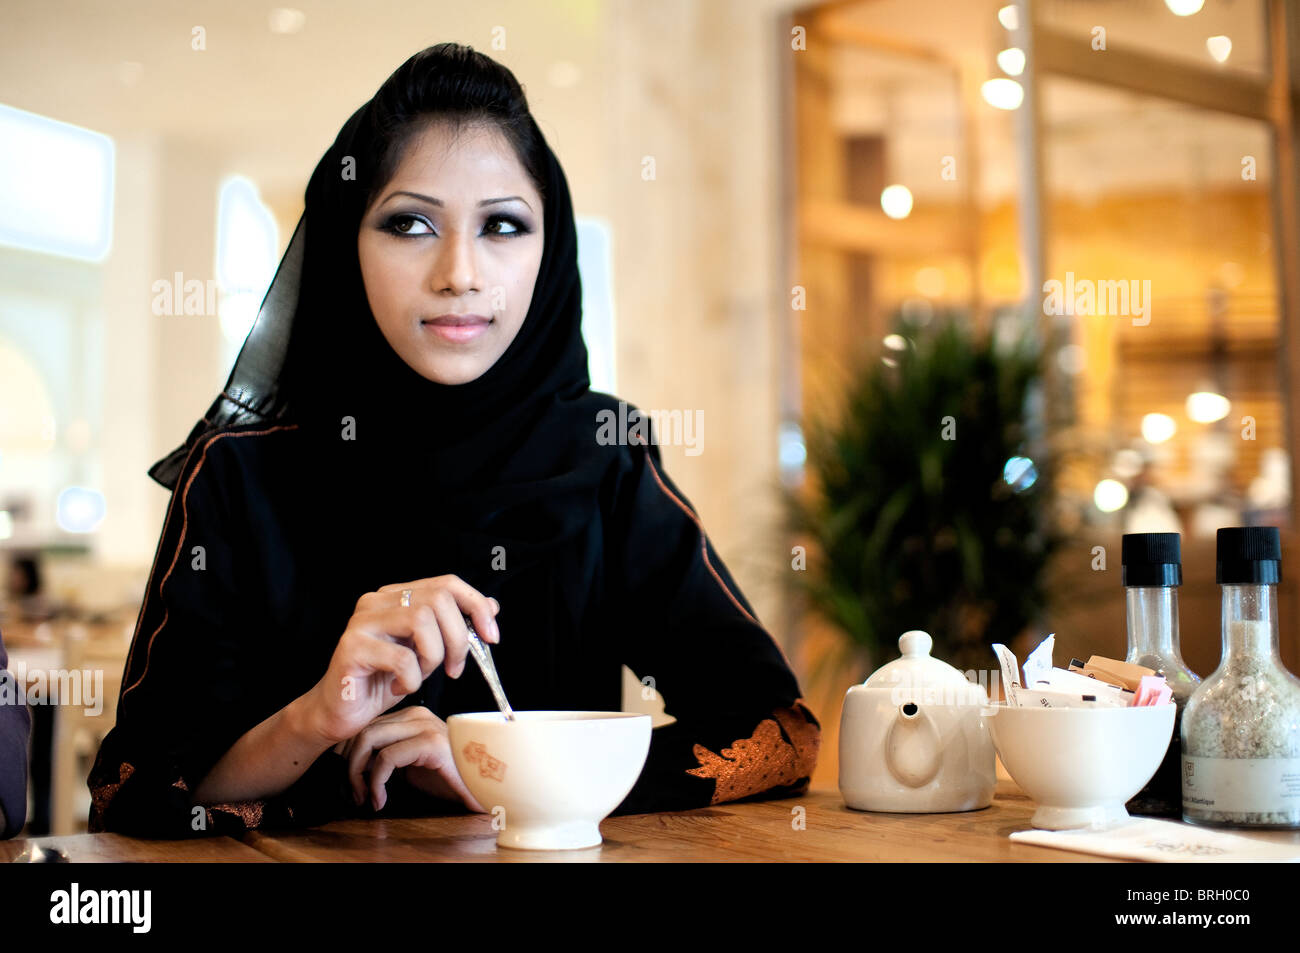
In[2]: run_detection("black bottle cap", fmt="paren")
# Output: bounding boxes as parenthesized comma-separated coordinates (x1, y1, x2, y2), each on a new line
(1121, 532, 1182, 587)
(1216, 526, 1281, 585)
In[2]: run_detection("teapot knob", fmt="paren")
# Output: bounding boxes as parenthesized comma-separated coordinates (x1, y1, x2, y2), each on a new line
(899, 630, 932, 657)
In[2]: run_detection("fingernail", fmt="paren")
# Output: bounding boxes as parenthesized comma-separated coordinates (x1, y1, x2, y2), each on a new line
(491, 619, 500, 641)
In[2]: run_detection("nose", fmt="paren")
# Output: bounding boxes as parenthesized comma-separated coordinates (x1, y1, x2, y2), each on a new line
(428, 225, 481, 295)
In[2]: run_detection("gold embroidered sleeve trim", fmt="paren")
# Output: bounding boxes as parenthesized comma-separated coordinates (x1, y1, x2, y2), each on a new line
(685, 698, 821, 804)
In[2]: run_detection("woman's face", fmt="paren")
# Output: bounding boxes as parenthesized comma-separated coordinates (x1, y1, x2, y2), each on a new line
(358, 120, 544, 385)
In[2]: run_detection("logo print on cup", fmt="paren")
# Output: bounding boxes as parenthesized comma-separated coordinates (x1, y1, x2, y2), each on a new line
(463, 741, 507, 782)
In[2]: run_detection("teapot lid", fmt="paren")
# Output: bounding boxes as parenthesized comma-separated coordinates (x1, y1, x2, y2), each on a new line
(862, 631, 971, 687)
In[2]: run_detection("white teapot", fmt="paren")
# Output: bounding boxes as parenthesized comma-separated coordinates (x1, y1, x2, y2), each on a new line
(839, 630, 995, 813)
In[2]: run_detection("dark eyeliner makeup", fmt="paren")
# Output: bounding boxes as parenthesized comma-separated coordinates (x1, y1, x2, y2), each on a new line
(487, 214, 531, 236)
(378, 212, 532, 238)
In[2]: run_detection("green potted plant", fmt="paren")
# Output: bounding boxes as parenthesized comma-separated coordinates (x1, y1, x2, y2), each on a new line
(788, 309, 1062, 683)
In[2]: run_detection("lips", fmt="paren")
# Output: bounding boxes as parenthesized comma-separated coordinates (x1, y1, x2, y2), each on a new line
(423, 313, 491, 327)
(421, 313, 492, 343)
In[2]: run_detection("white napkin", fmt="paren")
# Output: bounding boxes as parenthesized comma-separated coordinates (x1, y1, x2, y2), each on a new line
(1011, 818, 1300, 862)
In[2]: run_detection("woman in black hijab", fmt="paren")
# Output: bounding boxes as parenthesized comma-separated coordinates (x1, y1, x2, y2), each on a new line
(89, 43, 819, 838)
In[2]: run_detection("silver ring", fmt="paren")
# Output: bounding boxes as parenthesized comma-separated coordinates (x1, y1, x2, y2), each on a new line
(399, 589, 412, 607)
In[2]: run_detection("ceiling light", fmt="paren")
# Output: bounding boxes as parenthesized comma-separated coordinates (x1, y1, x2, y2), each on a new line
(880, 184, 913, 220)
(1141, 413, 1177, 444)
(997, 48, 1026, 76)
(1095, 479, 1129, 513)
(1186, 391, 1230, 423)
(981, 78, 1024, 110)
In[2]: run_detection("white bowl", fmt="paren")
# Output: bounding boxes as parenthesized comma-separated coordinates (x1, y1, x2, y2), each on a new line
(984, 702, 1175, 830)
(447, 711, 652, 850)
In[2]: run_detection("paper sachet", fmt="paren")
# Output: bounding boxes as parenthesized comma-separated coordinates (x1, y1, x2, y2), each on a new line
(991, 636, 1149, 709)
(1022, 633, 1055, 688)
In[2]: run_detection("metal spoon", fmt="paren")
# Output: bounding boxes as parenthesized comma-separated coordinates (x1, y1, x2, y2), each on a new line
(463, 618, 515, 721)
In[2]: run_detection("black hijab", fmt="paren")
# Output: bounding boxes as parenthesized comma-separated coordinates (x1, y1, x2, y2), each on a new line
(150, 54, 617, 577)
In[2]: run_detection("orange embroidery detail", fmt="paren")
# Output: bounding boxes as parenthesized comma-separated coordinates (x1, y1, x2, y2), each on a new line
(686, 699, 821, 805)
(121, 424, 300, 702)
(88, 761, 135, 832)
(208, 800, 266, 829)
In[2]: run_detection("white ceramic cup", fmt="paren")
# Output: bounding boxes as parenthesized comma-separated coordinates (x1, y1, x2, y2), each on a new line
(447, 710, 652, 850)
(984, 702, 1175, 830)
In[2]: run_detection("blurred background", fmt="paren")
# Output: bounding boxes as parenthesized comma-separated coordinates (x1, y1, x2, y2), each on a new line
(1, 0, 1297, 832)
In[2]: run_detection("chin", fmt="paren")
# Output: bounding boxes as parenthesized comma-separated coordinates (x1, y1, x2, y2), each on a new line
(415, 354, 492, 386)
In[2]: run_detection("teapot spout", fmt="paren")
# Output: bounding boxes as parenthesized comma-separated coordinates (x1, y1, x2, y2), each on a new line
(884, 703, 943, 788)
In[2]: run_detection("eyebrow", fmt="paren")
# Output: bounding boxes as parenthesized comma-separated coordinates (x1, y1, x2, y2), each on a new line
(380, 190, 533, 212)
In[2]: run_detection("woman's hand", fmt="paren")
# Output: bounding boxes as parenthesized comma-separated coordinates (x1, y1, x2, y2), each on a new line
(333, 705, 486, 813)
(302, 574, 500, 745)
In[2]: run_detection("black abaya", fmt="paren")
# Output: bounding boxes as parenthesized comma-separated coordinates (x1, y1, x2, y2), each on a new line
(88, 413, 820, 836)
(88, 46, 819, 837)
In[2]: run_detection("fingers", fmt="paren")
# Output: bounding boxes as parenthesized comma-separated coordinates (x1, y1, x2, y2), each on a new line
(366, 732, 438, 811)
(405, 605, 443, 681)
(368, 730, 482, 814)
(430, 590, 473, 679)
(341, 622, 427, 697)
(346, 707, 435, 805)
(356, 605, 442, 684)
(342, 708, 485, 814)
(438, 577, 498, 646)
(361, 596, 470, 682)
(376, 576, 500, 644)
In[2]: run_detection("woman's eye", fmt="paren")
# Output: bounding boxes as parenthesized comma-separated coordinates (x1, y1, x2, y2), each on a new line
(382, 213, 528, 238)
(384, 214, 432, 236)
(485, 215, 526, 237)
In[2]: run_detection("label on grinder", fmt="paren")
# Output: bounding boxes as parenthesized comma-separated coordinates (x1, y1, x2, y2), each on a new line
(1181, 756, 1300, 813)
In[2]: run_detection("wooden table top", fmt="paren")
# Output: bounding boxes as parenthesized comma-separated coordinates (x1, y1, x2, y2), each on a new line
(3, 780, 1152, 863)
(239, 780, 1117, 862)
(0, 831, 275, 863)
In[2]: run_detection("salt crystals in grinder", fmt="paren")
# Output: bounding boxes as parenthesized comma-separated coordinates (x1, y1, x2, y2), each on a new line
(1182, 526, 1300, 829)
(1122, 532, 1199, 818)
